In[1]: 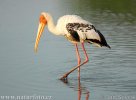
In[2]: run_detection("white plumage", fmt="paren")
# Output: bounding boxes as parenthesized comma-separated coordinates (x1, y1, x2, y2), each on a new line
(55, 15, 102, 45)
(56, 15, 90, 32)
(56, 15, 99, 40)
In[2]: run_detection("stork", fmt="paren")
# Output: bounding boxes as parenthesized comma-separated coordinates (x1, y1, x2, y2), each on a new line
(34, 12, 110, 80)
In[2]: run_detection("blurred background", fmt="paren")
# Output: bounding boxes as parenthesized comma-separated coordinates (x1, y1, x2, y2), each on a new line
(0, 0, 136, 100)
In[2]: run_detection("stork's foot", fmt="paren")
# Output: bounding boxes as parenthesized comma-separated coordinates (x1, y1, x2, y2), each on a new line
(59, 74, 68, 80)
(59, 77, 68, 83)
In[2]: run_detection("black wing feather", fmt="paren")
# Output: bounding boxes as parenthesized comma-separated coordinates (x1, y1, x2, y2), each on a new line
(96, 30, 111, 48)
(66, 23, 110, 48)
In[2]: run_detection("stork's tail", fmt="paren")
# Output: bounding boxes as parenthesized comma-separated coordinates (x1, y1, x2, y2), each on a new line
(106, 44, 111, 49)
(96, 30, 111, 49)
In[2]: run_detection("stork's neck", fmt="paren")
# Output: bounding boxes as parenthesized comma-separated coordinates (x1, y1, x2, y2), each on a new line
(47, 16, 61, 35)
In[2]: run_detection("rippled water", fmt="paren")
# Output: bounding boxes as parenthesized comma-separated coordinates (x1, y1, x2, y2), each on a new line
(0, 0, 136, 100)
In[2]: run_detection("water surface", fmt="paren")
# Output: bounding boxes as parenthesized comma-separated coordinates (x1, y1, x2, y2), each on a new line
(0, 0, 136, 100)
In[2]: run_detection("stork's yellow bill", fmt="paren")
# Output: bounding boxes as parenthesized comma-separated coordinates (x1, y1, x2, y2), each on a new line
(34, 15, 47, 52)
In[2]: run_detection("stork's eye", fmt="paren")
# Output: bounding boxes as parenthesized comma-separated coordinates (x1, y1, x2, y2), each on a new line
(39, 15, 47, 24)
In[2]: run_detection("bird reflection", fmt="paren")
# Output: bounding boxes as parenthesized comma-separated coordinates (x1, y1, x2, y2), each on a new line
(60, 77, 90, 100)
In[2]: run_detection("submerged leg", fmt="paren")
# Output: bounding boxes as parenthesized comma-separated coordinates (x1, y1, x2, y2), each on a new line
(60, 43, 89, 80)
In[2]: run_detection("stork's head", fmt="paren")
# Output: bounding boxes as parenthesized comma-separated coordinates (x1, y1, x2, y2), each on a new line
(34, 12, 50, 52)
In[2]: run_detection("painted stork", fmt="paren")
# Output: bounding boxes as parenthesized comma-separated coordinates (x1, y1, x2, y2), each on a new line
(34, 12, 110, 80)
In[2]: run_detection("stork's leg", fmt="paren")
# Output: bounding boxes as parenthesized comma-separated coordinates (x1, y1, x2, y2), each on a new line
(75, 44, 81, 79)
(81, 42, 89, 62)
(60, 42, 89, 80)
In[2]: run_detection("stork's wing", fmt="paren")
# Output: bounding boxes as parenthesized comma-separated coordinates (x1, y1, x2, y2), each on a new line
(66, 23, 110, 48)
